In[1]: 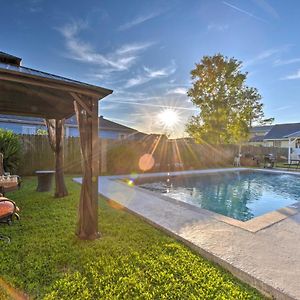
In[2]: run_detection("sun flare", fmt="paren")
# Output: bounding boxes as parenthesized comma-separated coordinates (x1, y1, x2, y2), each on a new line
(157, 108, 180, 129)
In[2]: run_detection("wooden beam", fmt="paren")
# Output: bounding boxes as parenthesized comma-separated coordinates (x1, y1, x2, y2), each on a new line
(0, 80, 70, 106)
(0, 70, 112, 98)
(70, 92, 93, 116)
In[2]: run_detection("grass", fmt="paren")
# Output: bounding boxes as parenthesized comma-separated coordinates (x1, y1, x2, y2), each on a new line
(0, 176, 264, 299)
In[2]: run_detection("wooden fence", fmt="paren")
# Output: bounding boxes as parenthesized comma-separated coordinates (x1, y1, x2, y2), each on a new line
(16, 135, 288, 175)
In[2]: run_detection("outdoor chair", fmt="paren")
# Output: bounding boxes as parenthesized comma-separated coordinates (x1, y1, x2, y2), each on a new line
(0, 193, 20, 243)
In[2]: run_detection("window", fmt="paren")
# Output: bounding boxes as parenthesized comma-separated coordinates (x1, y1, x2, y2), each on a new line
(274, 140, 281, 148)
(119, 134, 127, 140)
(22, 126, 36, 135)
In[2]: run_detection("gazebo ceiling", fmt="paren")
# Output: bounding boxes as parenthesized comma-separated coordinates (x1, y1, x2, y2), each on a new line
(0, 62, 112, 119)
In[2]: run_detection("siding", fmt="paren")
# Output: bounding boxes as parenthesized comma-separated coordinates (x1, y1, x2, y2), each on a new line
(0, 122, 45, 134)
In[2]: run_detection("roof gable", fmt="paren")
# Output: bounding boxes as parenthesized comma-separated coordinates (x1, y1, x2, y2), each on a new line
(264, 123, 300, 140)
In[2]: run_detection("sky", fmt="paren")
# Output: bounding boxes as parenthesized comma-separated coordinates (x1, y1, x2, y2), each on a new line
(1, 0, 300, 137)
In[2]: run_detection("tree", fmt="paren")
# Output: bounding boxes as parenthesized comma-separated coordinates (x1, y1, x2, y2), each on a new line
(0, 129, 22, 174)
(186, 54, 268, 144)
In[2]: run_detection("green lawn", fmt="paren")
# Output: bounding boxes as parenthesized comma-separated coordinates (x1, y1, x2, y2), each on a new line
(0, 177, 264, 299)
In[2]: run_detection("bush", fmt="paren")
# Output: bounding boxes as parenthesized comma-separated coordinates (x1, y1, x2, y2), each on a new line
(0, 129, 22, 174)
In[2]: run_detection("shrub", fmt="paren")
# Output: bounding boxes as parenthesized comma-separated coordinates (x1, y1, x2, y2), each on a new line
(0, 129, 22, 174)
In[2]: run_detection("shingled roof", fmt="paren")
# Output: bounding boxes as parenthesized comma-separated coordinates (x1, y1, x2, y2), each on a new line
(0, 114, 137, 132)
(264, 123, 300, 140)
(249, 125, 273, 134)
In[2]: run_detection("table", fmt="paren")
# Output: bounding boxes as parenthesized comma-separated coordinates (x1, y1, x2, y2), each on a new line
(284, 159, 300, 170)
(35, 171, 55, 192)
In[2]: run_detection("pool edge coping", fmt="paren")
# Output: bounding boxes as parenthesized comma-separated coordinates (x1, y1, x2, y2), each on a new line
(109, 167, 300, 233)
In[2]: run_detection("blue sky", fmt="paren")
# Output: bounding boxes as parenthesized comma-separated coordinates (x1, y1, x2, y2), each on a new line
(1, 0, 300, 137)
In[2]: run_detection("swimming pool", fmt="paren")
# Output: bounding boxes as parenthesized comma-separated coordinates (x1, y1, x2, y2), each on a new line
(136, 170, 300, 221)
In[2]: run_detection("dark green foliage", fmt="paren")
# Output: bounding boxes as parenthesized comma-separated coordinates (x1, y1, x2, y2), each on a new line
(0, 177, 264, 299)
(187, 54, 267, 144)
(0, 129, 22, 173)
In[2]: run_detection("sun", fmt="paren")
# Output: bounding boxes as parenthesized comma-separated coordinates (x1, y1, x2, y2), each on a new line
(157, 108, 180, 129)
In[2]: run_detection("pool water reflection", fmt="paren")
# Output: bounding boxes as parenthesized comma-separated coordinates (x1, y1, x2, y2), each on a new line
(136, 171, 300, 221)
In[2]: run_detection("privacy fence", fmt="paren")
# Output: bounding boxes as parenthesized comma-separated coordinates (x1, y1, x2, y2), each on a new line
(17, 135, 288, 175)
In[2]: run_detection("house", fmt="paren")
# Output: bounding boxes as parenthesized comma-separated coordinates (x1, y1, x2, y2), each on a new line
(263, 123, 300, 148)
(248, 125, 273, 146)
(263, 123, 300, 161)
(0, 114, 145, 140)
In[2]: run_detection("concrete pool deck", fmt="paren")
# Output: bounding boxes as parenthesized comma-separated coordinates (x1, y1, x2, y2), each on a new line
(74, 168, 300, 300)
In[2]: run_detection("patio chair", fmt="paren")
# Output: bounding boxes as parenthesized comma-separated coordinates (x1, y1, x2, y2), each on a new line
(0, 193, 20, 243)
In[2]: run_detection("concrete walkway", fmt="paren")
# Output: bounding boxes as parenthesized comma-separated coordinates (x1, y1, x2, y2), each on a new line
(74, 169, 300, 300)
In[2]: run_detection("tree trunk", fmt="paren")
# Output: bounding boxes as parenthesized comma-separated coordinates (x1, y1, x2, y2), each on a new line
(45, 119, 68, 198)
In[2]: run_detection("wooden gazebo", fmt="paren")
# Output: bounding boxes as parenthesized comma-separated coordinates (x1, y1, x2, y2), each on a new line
(0, 52, 112, 240)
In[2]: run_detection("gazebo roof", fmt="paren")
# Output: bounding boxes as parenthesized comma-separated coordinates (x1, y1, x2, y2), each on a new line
(0, 56, 112, 119)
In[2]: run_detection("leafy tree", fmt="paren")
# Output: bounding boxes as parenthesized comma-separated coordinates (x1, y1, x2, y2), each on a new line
(36, 128, 48, 135)
(186, 54, 268, 144)
(0, 129, 22, 173)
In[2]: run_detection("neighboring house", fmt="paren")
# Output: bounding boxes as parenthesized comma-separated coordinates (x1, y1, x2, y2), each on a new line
(263, 123, 300, 160)
(66, 115, 142, 140)
(248, 125, 273, 146)
(249, 123, 300, 157)
(263, 123, 300, 148)
(0, 114, 146, 141)
(0, 114, 45, 135)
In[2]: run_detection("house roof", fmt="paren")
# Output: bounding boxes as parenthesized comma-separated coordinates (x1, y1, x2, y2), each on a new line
(264, 123, 300, 140)
(0, 114, 138, 132)
(249, 125, 273, 133)
(284, 130, 300, 138)
(0, 51, 22, 66)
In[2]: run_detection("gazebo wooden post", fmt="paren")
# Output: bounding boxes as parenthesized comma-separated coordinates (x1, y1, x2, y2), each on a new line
(91, 97, 99, 230)
(72, 92, 100, 240)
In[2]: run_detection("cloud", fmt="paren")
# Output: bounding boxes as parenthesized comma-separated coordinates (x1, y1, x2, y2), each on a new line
(58, 21, 153, 72)
(207, 24, 229, 31)
(274, 58, 300, 66)
(243, 46, 289, 67)
(125, 62, 176, 88)
(167, 87, 187, 95)
(118, 11, 162, 31)
(273, 105, 293, 111)
(104, 99, 197, 111)
(251, 0, 279, 20)
(281, 70, 300, 80)
(223, 1, 267, 23)
(144, 63, 176, 78)
(125, 76, 151, 88)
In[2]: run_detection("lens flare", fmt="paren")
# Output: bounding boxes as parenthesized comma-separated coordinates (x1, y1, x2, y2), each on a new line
(139, 153, 155, 171)
(157, 108, 180, 129)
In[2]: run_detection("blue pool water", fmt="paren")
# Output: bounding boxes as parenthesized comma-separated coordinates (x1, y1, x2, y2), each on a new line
(137, 171, 300, 221)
